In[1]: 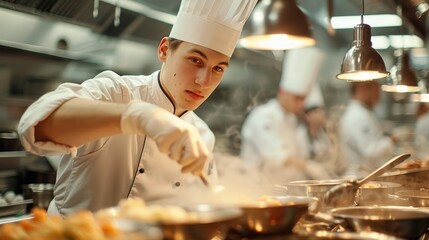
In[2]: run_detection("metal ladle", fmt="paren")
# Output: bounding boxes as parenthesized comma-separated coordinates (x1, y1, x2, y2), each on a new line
(323, 153, 411, 208)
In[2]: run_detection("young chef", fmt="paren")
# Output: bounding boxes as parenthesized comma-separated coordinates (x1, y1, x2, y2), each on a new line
(18, 0, 257, 215)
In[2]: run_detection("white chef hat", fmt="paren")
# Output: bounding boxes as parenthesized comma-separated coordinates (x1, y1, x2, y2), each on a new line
(280, 47, 325, 96)
(305, 82, 325, 112)
(169, 0, 257, 57)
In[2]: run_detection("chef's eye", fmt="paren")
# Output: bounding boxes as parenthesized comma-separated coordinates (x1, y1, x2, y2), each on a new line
(189, 57, 202, 65)
(214, 66, 224, 73)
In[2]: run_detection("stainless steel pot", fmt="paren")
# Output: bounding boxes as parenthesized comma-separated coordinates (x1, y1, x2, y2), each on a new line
(330, 206, 429, 239)
(358, 181, 402, 206)
(394, 189, 429, 207)
(22, 183, 54, 209)
(377, 166, 429, 190)
(280, 179, 352, 211)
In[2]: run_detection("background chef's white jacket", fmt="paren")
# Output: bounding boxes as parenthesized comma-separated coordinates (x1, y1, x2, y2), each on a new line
(18, 70, 216, 215)
(339, 100, 394, 178)
(240, 99, 308, 183)
(415, 112, 429, 159)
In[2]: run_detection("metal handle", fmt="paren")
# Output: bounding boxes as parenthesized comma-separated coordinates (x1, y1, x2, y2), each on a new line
(199, 173, 210, 187)
(358, 153, 411, 186)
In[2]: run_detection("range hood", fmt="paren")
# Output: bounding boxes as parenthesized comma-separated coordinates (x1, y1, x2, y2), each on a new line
(0, 0, 178, 44)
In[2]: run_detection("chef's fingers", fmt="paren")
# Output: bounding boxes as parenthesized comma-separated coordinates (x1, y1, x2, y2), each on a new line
(169, 141, 184, 162)
(181, 157, 205, 175)
(181, 141, 209, 175)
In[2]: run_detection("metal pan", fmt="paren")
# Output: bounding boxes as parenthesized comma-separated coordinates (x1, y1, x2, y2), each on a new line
(394, 189, 429, 207)
(233, 196, 317, 235)
(330, 206, 429, 239)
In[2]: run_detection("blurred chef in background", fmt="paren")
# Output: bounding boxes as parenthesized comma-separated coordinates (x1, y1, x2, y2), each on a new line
(296, 82, 343, 179)
(339, 81, 396, 178)
(17, 0, 257, 216)
(240, 47, 328, 184)
(414, 102, 429, 159)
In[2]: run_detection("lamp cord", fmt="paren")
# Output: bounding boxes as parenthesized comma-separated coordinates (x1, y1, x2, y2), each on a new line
(361, 0, 364, 23)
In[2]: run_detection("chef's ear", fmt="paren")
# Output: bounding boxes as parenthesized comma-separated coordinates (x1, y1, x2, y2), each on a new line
(158, 37, 169, 62)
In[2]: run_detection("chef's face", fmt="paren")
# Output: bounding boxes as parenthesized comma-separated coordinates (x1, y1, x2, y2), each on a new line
(360, 81, 380, 108)
(158, 37, 230, 115)
(278, 89, 305, 115)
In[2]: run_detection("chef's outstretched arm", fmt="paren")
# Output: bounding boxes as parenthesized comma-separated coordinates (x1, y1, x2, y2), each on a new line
(34, 98, 209, 175)
(35, 98, 124, 147)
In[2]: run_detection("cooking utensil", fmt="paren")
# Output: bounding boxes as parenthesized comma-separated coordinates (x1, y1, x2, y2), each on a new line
(233, 196, 317, 235)
(395, 189, 429, 207)
(324, 153, 411, 208)
(330, 206, 429, 239)
(199, 173, 210, 187)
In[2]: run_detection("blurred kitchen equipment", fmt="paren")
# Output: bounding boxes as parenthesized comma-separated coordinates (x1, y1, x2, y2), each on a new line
(394, 189, 429, 207)
(324, 153, 411, 207)
(23, 157, 56, 184)
(0, 131, 22, 152)
(0, 199, 33, 217)
(377, 164, 429, 190)
(330, 206, 429, 239)
(302, 230, 405, 240)
(358, 181, 402, 206)
(112, 218, 162, 240)
(233, 196, 317, 235)
(160, 204, 241, 240)
(105, 204, 242, 240)
(278, 179, 350, 211)
(199, 173, 209, 187)
(22, 183, 54, 209)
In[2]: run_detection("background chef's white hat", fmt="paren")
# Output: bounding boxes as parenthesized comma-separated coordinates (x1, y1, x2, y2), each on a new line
(280, 47, 326, 96)
(305, 82, 325, 112)
(169, 0, 257, 57)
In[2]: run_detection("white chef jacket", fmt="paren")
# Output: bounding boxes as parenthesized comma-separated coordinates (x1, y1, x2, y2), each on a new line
(240, 99, 308, 184)
(296, 124, 330, 161)
(339, 100, 394, 178)
(18, 70, 216, 215)
(415, 112, 429, 159)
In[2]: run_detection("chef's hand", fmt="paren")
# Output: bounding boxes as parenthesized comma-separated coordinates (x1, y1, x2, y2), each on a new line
(120, 101, 209, 175)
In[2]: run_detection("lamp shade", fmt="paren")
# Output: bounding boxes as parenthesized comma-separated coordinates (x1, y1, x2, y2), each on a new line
(336, 24, 389, 81)
(239, 0, 316, 50)
(382, 49, 420, 93)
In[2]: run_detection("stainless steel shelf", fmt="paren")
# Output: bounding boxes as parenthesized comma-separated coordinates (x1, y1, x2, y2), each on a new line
(0, 151, 27, 158)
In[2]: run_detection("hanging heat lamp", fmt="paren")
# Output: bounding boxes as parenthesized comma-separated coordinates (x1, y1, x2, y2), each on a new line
(381, 4, 421, 93)
(410, 69, 429, 102)
(239, 0, 316, 50)
(382, 49, 421, 93)
(336, 0, 388, 82)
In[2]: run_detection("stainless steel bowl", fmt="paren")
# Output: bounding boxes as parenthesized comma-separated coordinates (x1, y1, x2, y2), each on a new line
(395, 189, 429, 207)
(160, 204, 242, 240)
(233, 196, 316, 235)
(330, 206, 429, 239)
(281, 179, 351, 211)
(98, 203, 242, 240)
(22, 183, 54, 209)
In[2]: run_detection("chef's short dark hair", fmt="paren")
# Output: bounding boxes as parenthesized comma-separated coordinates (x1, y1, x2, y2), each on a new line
(168, 37, 183, 51)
